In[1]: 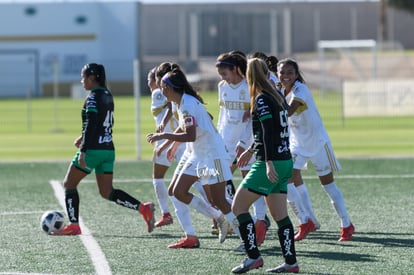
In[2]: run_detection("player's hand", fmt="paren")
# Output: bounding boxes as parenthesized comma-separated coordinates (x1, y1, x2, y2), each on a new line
(146, 133, 162, 144)
(74, 136, 82, 148)
(78, 152, 87, 168)
(242, 110, 251, 122)
(237, 149, 253, 168)
(266, 160, 278, 183)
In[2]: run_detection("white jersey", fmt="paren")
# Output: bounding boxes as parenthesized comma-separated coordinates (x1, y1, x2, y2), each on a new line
(216, 79, 253, 157)
(269, 72, 279, 86)
(178, 93, 229, 161)
(284, 80, 330, 157)
(151, 88, 178, 133)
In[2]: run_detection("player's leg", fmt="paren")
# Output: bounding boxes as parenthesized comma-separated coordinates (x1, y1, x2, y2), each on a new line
(314, 143, 353, 241)
(152, 160, 173, 227)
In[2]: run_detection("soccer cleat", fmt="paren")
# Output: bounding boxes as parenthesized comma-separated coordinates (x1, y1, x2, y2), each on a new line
(139, 202, 155, 233)
(339, 223, 355, 241)
(212, 223, 234, 235)
(155, 212, 173, 227)
(216, 214, 229, 243)
(211, 219, 218, 235)
(231, 257, 264, 274)
(294, 219, 315, 241)
(50, 223, 81, 236)
(266, 262, 299, 273)
(233, 242, 246, 253)
(168, 235, 200, 249)
(255, 220, 267, 246)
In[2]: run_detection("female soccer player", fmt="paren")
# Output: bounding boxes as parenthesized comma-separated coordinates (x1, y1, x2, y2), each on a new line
(278, 58, 354, 242)
(215, 51, 269, 247)
(147, 67, 239, 248)
(148, 65, 184, 227)
(231, 58, 298, 274)
(51, 63, 155, 235)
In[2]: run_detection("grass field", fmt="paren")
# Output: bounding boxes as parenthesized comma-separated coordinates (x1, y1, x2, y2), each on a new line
(1, 91, 414, 161)
(1, 93, 413, 274)
(1, 158, 413, 274)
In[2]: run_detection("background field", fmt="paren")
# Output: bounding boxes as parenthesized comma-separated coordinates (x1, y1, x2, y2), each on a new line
(1, 91, 414, 161)
(1, 158, 413, 274)
(1, 93, 414, 274)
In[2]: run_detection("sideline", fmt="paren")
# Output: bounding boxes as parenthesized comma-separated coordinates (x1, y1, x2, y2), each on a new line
(49, 180, 112, 275)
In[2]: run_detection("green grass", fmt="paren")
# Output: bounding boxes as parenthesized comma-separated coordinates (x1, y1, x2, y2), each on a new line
(1, 91, 414, 161)
(1, 158, 413, 274)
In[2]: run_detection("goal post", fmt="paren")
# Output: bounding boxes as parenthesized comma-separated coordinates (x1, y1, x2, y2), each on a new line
(318, 39, 377, 95)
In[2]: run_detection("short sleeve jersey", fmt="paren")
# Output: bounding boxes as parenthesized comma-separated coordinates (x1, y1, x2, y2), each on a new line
(151, 88, 178, 132)
(178, 93, 229, 160)
(216, 79, 253, 151)
(251, 91, 291, 161)
(284, 80, 330, 156)
(80, 87, 115, 152)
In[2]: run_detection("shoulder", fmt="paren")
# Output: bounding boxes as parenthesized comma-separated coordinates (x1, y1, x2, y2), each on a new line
(218, 80, 227, 88)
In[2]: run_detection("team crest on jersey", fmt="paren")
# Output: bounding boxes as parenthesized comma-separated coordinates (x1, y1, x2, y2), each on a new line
(239, 90, 247, 101)
(156, 93, 163, 100)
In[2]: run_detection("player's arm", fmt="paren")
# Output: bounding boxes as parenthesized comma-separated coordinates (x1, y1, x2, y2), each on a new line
(287, 99, 302, 117)
(157, 102, 173, 132)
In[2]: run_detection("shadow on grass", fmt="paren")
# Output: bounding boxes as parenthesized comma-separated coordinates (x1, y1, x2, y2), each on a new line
(307, 230, 414, 248)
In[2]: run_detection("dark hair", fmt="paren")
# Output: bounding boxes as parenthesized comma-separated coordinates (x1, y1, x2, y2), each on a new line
(215, 51, 247, 77)
(250, 51, 279, 74)
(148, 66, 157, 83)
(277, 58, 305, 83)
(82, 63, 106, 87)
(156, 62, 180, 79)
(163, 68, 205, 104)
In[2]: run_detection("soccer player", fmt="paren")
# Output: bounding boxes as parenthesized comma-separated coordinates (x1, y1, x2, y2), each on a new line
(148, 65, 184, 227)
(51, 63, 155, 235)
(147, 67, 239, 248)
(215, 51, 269, 248)
(278, 58, 354, 242)
(231, 58, 298, 273)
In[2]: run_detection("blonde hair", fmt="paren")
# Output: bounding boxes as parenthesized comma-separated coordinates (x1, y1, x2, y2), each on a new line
(246, 58, 285, 113)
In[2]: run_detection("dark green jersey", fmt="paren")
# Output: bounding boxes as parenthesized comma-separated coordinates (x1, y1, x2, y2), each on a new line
(80, 86, 115, 152)
(251, 91, 291, 161)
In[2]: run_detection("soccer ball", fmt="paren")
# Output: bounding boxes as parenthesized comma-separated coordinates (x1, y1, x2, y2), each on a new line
(40, 210, 66, 234)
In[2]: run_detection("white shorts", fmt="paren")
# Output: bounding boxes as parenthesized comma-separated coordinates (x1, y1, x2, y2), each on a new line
(174, 151, 233, 185)
(153, 141, 185, 167)
(292, 142, 342, 176)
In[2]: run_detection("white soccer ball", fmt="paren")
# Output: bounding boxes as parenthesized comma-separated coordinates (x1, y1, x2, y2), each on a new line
(40, 210, 66, 234)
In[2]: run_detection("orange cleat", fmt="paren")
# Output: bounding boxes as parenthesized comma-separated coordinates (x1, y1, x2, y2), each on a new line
(50, 224, 81, 236)
(155, 212, 173, 227)
(339, 223, 355, 241)
(168, 235, 200, 249)
(255, 220, 267, 246)
(139, 202, 155, 233)
(294, 219, 315, 241)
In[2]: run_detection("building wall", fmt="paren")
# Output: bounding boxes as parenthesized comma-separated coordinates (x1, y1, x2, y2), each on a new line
(0, 1, 413, 97)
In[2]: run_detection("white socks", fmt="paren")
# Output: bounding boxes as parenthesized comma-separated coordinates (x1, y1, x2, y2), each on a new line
(296, 183, 318, 224)
(323, 182, 351, 228)
(189, 195, 221, 220)
(252, 196, 267, 221)
(287, 183, 308, 224)
(170, 196, 196, 236)
(153, 178, 170, 214)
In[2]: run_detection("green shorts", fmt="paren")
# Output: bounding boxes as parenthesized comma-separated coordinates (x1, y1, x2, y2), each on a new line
(72, 149, 115, 174)
(240, 159, 293, 196)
